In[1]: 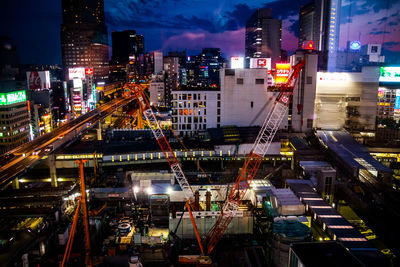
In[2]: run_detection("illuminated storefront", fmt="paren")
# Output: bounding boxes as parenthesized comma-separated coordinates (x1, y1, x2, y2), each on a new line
(377, 67, 400, 121)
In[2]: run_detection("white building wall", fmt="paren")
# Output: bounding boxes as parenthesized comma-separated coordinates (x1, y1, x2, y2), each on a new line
(149, 81, 165, 107)
(314, 66, 379, 130)
(171, 90, 220, 136)
(290, 52, 318, 132)
(220, 68, 287, 129)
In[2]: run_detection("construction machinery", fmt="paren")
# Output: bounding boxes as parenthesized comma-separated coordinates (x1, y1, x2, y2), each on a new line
(62, 159, 92, 267)
(124, 59, 305, 259)
(205, 60, 305, 254)
(125, 82, 206, 256)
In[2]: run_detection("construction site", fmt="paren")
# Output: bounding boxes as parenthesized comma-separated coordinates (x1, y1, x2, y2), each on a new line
(0, 61, 397, 267)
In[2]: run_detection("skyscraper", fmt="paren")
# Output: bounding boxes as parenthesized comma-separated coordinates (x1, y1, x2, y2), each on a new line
(111, 30, 144, 63)
(245, 9, 282, 68)
(298, 0, 342, 71)
(61, 0, 109, 81)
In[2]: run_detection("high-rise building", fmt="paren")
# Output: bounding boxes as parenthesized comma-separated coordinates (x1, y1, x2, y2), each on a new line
(61, 0, 109, 81)
(0, 81, 30, 153)
(245, 9, 282, 68)
(298, 3, 316, 50)
(298, 0, 342, 71)
(184, 48, 224, 89)
(111, 30, 144, 63)
(163, 56, 179, 108)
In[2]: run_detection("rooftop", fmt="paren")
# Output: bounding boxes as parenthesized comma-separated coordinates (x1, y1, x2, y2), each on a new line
(290, 241, 365, 267)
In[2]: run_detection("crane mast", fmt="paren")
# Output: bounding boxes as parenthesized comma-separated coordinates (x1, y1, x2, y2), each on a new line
(205, 60, 306, 255)
(126, 83, 204, 255)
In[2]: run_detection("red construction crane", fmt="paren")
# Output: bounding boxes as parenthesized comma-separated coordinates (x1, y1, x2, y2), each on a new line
(125, 83, 205, 255)
(125, 59, 305, 257)
(62, 159, 92, 267)
(205, 60, 306, 255)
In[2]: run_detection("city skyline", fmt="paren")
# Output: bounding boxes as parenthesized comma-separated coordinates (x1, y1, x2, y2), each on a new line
(0, 0, 399, 65)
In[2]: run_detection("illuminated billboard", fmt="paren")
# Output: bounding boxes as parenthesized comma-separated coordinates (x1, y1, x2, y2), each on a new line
(378, 88, 384, 98)
(275, 63, 291, 84)
(68, 67, 85, 80)
(26, 71, 51, 90)
(395, 90, 400, 110)
(230, 56, 244, 69)
(85, 68, 93, 75)
(73, 79, 83, 89)
(380, 67, 400, 82)
(0, 90, 27, 105)
(250, 58, 271, 69)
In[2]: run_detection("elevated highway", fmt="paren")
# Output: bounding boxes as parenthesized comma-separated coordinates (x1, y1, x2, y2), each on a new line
(0, 96, 135, 188)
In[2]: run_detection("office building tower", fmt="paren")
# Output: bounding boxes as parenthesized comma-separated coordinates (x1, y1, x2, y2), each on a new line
(163, 56, 179, 108)
(245, 9, 282, 68)
(0, 81, 30, 153)
(298, 3, 316, 49)
(111, 30, 144, 63)
(298, 0, 342, 71)
(61, 0, 109, 81)
(184, 48, 224, 89)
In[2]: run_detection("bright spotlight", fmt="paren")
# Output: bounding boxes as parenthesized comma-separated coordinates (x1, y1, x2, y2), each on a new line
(166, 186, 173, 194)
(146, 187, 153, 195)
(133, 186, 139, 193)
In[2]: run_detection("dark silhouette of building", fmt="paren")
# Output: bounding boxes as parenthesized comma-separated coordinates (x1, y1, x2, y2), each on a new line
(0, 37, 19, 81)
(111, 30, 144, 64)
(298, 0, 342, 70)
(61, 0, 109, 81)
(245, 9, 281, 68)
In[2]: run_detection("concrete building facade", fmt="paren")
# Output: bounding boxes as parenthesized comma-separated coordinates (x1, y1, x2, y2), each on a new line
(314, 66, 379, 131)
(220, 68, 286, 129)
(289, 51, 318, 133)
(171, 89, 219, 136)
(149, 73, 165, 107)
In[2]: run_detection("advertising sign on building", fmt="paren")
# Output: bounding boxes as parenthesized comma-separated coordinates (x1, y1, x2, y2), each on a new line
(0, 90, 27, 105)
(26, 71, 51, 90)
(275, 63, 291, 84)
(85, 68, 93, 75)
(379, 67, 400, 82)
(68, 67, 85, 80)
(230, 56, 244, 69)
(250, 58, 271, 70)
(395, 90, 400, 111)
(378, 88, 384, 98)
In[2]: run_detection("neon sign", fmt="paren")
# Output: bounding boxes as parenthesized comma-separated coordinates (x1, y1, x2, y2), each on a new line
(275, 63, 291, 84)
(380, 67, 400, 82)
(0, 90, 27, 105)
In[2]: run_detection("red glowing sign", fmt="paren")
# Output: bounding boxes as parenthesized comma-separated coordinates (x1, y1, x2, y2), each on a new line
(85, 68, 94, 75)
(275, 63, 291, 84)
(302, 40, 314, 50)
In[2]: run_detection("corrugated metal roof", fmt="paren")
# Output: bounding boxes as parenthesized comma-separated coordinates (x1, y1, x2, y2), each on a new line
(286, 179, 377, 251)
(317, 130, 393, 173)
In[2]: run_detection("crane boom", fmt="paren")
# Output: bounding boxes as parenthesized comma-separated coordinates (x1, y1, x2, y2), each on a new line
(205, 60, 305, 255)
(127, 83, 204, 254)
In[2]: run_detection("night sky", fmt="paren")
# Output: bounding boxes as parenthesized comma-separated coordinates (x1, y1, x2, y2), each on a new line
(0, 0, 399, 65)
